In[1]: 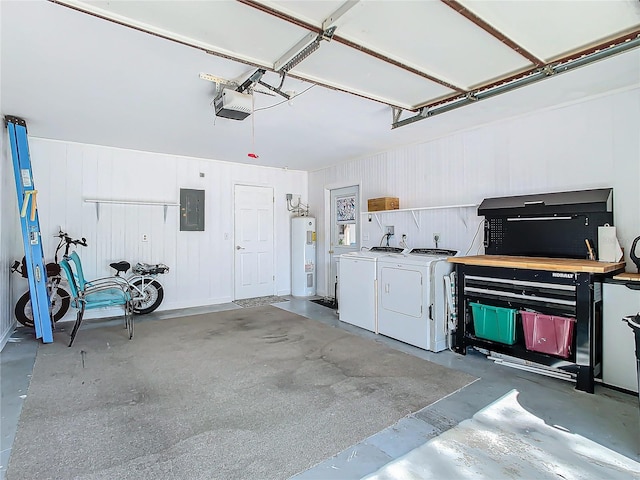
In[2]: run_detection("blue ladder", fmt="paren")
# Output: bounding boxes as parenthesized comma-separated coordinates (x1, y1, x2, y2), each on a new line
(6, 116, 53, 343)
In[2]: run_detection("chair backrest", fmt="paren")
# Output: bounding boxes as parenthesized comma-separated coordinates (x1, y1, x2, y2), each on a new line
(60, 259, 80, 299)
(69, 251, 88, 289)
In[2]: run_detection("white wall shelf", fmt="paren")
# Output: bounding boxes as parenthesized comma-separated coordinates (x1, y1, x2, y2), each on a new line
(84, 198, 179, 222)
(361, 204, 478, 230)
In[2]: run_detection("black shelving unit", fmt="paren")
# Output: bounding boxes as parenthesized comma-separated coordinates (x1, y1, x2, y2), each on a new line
(453, 263, 622, 393)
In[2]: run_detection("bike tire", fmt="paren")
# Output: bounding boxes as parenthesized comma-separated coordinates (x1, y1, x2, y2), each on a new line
(15, 288, 71, 328)
(131, 279, 164, 314)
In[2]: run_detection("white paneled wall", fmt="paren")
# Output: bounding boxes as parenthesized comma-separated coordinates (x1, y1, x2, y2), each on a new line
(8, 139, 307, 320)
(1, 125, 19, 347)
(0, 0, 16, 347)
(310, 88, 640, 296)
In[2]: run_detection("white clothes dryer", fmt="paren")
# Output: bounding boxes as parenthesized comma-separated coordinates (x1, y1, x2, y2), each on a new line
(376, 248, 458, 352)
(338, 247, 404, 333)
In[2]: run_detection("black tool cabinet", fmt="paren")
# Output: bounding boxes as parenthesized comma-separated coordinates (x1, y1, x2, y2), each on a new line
(450, 258, 624, 393)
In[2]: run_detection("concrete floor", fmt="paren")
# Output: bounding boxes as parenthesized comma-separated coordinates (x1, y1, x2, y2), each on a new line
(1, 298, 638, 479)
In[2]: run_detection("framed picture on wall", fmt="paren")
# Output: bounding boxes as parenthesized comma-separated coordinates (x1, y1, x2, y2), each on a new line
(336, 195, 356, 223)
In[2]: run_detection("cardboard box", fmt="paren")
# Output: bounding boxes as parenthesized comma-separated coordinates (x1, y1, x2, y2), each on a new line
(368, 197, 399, 212)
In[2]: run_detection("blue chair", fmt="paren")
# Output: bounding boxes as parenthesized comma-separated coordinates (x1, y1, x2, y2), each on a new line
(68, 251, 130, 291)
(60, 257, 133, 347)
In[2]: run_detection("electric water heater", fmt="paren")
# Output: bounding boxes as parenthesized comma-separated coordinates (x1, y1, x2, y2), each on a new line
(291, 216, 316, 297)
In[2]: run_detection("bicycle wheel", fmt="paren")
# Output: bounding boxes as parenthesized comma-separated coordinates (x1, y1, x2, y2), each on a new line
(130, 279, 164, 314)
(15, 288, 71, 328)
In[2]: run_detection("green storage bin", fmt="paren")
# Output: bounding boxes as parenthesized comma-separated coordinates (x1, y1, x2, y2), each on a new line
(470, 302, 517, 345)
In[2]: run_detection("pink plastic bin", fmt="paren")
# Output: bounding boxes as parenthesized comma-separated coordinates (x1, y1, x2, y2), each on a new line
(520, 311, 576, 358)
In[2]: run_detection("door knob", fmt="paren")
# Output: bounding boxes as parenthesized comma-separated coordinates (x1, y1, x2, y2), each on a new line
(236, 246, 245, 250)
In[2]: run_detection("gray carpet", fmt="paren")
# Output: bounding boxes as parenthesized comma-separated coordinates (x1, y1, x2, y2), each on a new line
(233, 295, 289, 308)
(8, 306, 475, 480)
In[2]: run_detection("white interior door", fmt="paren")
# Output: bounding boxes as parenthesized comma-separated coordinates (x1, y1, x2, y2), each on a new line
(234, 185, 274, 300)
(330, 185, 360, 299)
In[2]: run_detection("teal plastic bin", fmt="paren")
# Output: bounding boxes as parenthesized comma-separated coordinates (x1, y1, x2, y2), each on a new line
(470, 302, 517, 345)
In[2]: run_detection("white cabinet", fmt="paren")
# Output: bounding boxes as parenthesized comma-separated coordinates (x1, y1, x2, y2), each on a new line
(338, 255, 377, 332)
(602, 281, 640, 393)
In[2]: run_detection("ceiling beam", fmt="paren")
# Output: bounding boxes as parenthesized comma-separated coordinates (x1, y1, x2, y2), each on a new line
(441, 0, 544, 67)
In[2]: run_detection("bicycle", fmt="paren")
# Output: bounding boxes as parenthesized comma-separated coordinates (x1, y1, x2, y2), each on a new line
(13, 230, 170, 327)
(108, 260, 169, 314)
(12, 230, 87, 328)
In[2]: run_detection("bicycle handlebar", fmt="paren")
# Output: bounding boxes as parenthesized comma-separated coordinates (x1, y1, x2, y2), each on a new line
(56, 230, 88, 247)
(55, 230, 88, 260)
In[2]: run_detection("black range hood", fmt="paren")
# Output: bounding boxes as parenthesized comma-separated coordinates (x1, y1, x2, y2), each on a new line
(480, 188, 613, 259)
(479, 188, 613, 217)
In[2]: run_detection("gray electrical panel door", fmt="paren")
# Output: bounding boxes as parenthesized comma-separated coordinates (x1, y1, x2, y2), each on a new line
(180, 188, 205, 231)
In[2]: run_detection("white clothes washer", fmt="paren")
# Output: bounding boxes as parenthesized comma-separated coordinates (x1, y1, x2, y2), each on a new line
(338, 247, 404, 333)
(377, 248, 458, 352)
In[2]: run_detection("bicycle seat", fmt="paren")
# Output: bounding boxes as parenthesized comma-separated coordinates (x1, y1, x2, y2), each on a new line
(110, 261, 131, 274)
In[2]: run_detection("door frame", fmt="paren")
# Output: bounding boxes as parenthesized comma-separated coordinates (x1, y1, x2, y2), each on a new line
(323, 180, 362, 298)
(233, 183, 276, 300)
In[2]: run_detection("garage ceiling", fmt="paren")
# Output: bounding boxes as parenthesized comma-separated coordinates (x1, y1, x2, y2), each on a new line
(2, 1, 640, 171)
(57, 0, 640, 112)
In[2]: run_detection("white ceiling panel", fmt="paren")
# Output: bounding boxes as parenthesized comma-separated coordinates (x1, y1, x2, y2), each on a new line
(64, 0, 640, 111)
(81, 0, 308, 66)
(258, 0, 344, 25)
(311, 0, 533, 89)
(460, 0, 640, 61)
(292, 41, 455, 108)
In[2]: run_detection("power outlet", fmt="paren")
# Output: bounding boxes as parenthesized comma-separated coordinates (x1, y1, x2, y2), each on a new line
(385, 226, 394, 236)
(142, 233, 149, 242)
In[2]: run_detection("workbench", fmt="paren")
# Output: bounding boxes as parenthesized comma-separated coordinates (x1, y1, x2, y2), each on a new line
(448, 255, 625, 393)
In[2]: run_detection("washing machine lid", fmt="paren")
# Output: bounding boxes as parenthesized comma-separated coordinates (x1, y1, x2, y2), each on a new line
(341, 246, 404, 260)
(409, 248, 458, 257)
(369, 247, 405, 253)
(378, 247, 457, 266)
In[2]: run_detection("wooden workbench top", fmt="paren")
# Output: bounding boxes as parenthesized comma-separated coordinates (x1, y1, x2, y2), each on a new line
(613, 272, 640, 282)
(447, 255, 625, 273)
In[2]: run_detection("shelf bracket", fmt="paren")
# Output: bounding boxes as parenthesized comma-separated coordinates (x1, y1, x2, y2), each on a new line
(411, 210, 420, 230)
(374, 213, 382, 231)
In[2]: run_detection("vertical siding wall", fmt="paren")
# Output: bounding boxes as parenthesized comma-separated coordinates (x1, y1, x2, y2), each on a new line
(8, 139, 307, 318)
(0, 0, 16, 347)
(0, 139, 13, 348)
(1, 128, 19, 347)
(310, 88, 640, 296)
